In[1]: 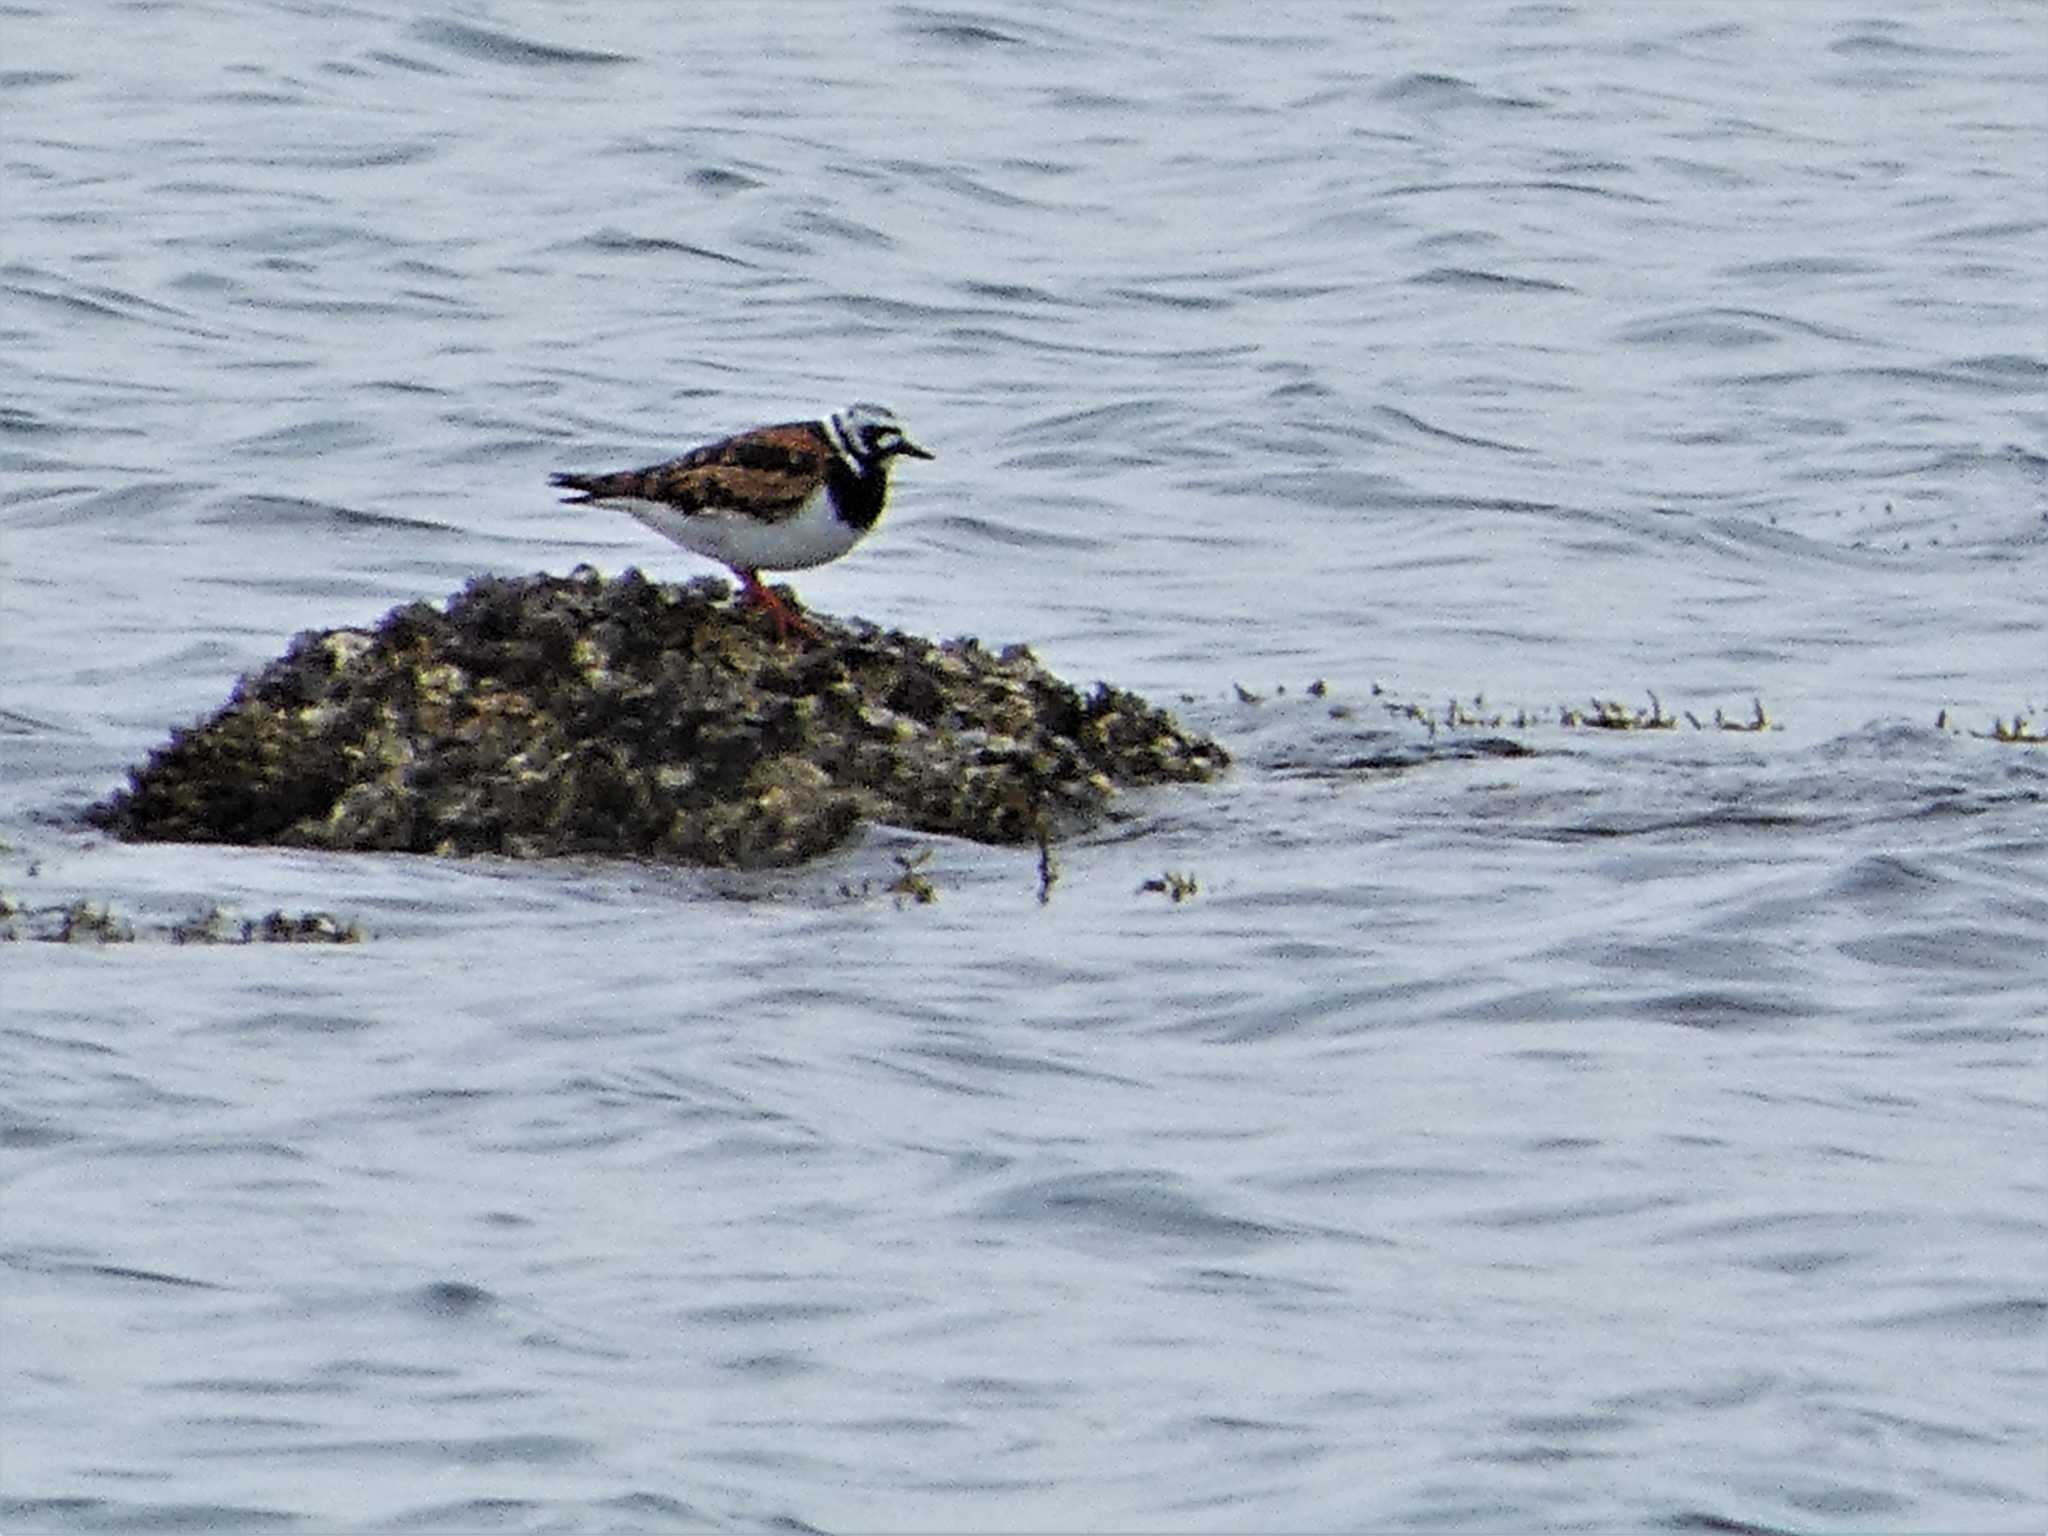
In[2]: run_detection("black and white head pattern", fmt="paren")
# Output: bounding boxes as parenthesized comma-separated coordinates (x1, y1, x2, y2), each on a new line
(820, 403, 933, 474)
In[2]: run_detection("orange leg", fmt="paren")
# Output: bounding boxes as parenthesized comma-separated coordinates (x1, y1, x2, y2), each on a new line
(734, 567, 816, 642)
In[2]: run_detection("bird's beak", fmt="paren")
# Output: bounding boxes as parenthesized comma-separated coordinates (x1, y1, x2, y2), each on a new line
(897, 437, 935, 460)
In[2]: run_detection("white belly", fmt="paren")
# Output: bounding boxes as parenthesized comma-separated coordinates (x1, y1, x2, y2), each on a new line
(604, 488, 867, 573)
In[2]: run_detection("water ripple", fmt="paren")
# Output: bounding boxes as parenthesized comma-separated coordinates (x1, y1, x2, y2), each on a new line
(408, 21, 630, 71)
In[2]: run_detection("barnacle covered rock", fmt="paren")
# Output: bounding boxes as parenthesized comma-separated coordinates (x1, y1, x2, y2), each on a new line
(90, 568, 1227, 868)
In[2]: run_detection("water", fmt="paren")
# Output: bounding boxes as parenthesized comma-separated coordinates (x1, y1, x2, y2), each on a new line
(3, 1, 2045, 1530)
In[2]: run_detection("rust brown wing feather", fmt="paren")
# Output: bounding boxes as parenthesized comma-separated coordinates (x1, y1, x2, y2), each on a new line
(551, 421, 832, 524)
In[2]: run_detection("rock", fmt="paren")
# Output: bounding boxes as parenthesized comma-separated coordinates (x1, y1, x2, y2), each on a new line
(90, 568, 1228, 868)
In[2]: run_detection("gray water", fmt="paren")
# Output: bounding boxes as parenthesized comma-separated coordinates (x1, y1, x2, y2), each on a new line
(3, 2, 2045, 1531)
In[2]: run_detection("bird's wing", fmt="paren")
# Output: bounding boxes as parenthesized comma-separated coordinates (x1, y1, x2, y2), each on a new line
(551, 422, 830, 524)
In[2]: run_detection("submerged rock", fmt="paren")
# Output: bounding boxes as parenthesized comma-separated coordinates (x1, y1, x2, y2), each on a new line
(91, 568, 1227, 868)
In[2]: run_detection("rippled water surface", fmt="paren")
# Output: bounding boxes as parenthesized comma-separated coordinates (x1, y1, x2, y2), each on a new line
(4, 2, 2045, 1531)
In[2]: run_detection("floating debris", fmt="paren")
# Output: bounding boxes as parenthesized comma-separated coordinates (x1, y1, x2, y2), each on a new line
(1713, 697, 1775, 733)
(90, 569, 1228, 870)
(1977, 713, 2044, 744)
(1263, 681, 1776, 737)
(885, 848, 938, 906)
(1562, 693, 1679, 731)
(56, 900, 133, 945)
(169, 906, 365, 944)
(0, 899, 360, 945)
(1138, 871, 1199, 903)
(1034, 819, 1059, 906)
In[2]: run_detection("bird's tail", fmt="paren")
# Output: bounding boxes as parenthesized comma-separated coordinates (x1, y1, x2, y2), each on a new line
(549, 472, 614, 503)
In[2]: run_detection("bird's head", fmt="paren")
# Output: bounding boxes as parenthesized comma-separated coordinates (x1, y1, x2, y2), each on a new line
(825, 403, 934, 470)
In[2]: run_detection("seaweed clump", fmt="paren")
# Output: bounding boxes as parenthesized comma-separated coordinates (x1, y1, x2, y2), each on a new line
(90, 569, 1227, 868)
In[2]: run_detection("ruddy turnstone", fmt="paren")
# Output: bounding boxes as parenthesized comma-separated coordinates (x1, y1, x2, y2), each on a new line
(550, 403, 932, 639)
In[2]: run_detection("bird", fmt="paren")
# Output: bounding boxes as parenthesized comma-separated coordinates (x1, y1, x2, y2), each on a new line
(549, 403, 932, 640)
